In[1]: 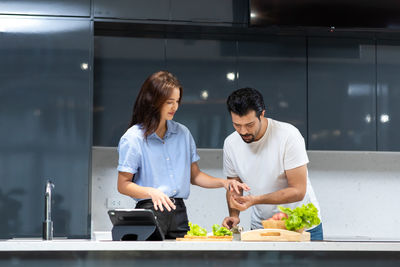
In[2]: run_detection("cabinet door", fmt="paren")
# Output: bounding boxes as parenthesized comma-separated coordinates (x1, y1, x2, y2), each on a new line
(0, 0, 90, 17)
(166, 38, 237, 148)
(93, 36, 166, 146)
(377, 40, 400, 151)
(238, 37, 308, 140)
(170, 0, 247, 24)
(308, 37, 376, 150)
(0, 18, 91, 238)
(93, 0, 170, 20)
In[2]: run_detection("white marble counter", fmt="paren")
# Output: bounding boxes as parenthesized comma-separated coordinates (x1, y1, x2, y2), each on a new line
(1, 239, 400, 252)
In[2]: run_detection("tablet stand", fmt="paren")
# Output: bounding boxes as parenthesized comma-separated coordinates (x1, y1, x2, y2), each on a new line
(111, 225, 156, 241)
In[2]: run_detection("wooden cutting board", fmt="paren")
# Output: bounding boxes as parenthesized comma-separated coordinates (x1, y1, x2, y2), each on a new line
(176, 235, 233, 241)
(241, 229, 310, 242)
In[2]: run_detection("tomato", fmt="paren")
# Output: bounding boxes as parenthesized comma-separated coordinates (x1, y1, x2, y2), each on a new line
(278, 212, 288, 220)
(272, 212, 288, 220)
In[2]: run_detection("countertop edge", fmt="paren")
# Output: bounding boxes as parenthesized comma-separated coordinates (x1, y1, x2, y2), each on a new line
(1, 241, 400, 252)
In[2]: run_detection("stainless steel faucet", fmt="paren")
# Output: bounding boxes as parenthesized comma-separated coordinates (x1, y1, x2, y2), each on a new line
(43, 180, 55, 240)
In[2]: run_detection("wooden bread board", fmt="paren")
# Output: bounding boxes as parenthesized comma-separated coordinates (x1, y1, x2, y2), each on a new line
(262, 220, 287, 230)
(176, 235, 233, 241)
(241, 229, 310, 242)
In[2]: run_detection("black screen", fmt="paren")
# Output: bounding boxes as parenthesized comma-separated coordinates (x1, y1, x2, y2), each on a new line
(250, 0, 400, 29)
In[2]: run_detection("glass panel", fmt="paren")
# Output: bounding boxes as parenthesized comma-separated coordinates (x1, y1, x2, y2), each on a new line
(237, 36, 307, 140)
(93, 36, 166, 146)
(308, 37, 376, 150)
(171, 0, 235, 23)
(166, 38, 237, 148)
(93, 0, 170, 20)
(0, 0, 90, 17)
(0, 18, 91, 238)
(377, 40, 400, 151)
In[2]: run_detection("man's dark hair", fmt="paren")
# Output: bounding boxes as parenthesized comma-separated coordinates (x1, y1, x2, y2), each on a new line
(226, 87, 265, 118)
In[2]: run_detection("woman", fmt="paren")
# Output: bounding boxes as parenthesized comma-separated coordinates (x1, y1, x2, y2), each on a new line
(117, 71, 249, 239)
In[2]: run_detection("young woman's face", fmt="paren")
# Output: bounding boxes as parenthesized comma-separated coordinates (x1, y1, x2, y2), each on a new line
(160, 87, 180, 121)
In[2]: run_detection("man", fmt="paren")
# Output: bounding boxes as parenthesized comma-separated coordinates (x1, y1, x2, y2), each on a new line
(221, 87, 323, 240)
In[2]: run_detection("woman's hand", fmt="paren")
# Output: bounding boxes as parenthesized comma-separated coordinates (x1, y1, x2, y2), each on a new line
(147, 188, 176, 212)
(225, 179, 250, 195)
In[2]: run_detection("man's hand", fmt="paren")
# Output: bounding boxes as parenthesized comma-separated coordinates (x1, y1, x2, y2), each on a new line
(229, 194, 255, 211)
(222, 216, 240, 229)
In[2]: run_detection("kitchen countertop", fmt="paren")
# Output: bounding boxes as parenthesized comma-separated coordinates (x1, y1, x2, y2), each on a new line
(1, 239, 400, 252)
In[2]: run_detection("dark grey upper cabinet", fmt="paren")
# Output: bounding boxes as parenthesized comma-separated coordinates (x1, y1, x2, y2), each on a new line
(166, 38, 237, 148)
(308, 37, 376, 151)
(0, 0, 90, 17)
(0, 17, 91, 238)
(237, 37, 308, 140)
(377, 40, 400, 151)
(94, 36, 166, 146)
(93, 0, 247, 24)
(93, 0, 170, 20)
(170, 0, 248, 24)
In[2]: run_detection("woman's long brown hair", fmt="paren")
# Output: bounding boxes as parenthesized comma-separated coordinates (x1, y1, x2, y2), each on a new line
(129, 71, 182, 138)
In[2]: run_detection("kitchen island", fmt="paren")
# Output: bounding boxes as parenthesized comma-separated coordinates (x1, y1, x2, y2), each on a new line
(1, 239, 400, 266)
(1, 239, 400, 251)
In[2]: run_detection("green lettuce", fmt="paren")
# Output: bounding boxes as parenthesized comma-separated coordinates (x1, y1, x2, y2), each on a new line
(212, 224, 233, 236)
(278, 203, 321, 231)
(186, 222, 207, 236)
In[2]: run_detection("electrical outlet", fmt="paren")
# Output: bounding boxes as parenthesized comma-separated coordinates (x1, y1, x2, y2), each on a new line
(107, 198, 122, 209)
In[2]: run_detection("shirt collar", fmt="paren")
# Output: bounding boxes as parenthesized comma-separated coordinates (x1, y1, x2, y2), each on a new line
(166, 120, 178, 134)
(148, 120, 178, 140)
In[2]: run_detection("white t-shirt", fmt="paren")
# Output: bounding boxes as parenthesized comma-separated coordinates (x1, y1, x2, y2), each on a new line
(223, 118, 321, 229)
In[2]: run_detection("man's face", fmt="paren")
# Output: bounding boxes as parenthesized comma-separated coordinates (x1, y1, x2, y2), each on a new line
(231, 110, 263, 143)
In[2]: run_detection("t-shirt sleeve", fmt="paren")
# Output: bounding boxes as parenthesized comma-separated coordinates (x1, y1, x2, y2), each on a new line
(283, 128, 309, 170)
(117, 137, 141, 174)
(223, 139, 238, 178)
(189, 131, 200, 163)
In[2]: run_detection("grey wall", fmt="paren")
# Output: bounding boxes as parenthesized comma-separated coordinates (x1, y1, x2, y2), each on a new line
(92, 147, 400, 241)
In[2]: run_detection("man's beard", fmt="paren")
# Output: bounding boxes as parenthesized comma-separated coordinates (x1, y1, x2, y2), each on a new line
(240, 134, 255, 143)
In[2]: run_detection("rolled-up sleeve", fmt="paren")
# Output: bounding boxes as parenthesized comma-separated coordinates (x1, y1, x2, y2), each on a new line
(117, 137, 141, 174)
(189, 133, 200, 163)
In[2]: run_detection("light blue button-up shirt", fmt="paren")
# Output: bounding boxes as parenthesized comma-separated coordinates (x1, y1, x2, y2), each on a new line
(117, 120, 200, 200)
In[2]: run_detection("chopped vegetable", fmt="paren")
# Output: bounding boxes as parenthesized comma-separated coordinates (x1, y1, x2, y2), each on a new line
(278, 203, 321, 231)
(212, 224, 233, 236)
(187, 222, 207, 236)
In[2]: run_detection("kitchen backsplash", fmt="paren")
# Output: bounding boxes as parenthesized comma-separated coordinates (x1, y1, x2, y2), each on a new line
(91, 147, 400, 240)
